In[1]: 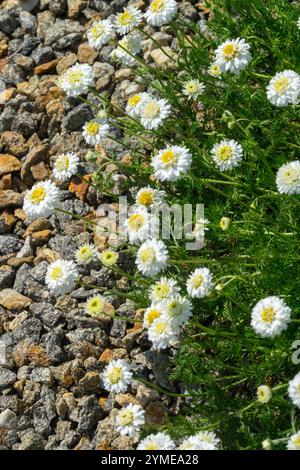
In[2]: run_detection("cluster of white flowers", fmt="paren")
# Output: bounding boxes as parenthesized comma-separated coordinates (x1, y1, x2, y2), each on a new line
(126, 92, 171, 129)
(138, 430, 220, 450)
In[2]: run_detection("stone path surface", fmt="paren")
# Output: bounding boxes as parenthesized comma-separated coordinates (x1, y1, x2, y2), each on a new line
(0, 0, 204, 450)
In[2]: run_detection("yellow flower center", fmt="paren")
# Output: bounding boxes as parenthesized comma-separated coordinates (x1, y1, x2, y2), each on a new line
(101, 251, 118, 266)
(119, 410, 134, 426)
(78, 246, 93, 260)
(210, 65, 220, 76)
(146, 443, 158, 450)
(222, 43, 238, 59)
(138, 190, 154, 207)
(56, 156, 70, 172)
(186, 82, 198, 93)
(274, 77, 289, 94)
(86, 121, 100, 135)
(146, 308, 161, 325)
(154, 283, 171, 300)
(68, 70, 83, 85)
(143, 102, 160, 119)
(191, 274, 203, 289)
(293, 436, 300, 448)
(91, 24, 105, 39)
(87, 297, 105, 315)
(128, 213, 145, 231)
(261, 307, 276, 323)
(216, 145, 233, 161)
(154, 321, 167, 334)
(119, 11, 133, 26)
(30, 187, 46, 204)
(107, 367, 121, 384)
(150, 0, 165, 12)
(50, 266, 63, 281)
(128, 95, 142, 107)
(161, 150, 176, 165)
(140, 247, 155, 264)
(282, 168, 299, 184)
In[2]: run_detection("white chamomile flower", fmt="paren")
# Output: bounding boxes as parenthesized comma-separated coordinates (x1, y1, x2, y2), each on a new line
(139, 97, 171, 130)
(53, 152, 79, 181)
(220, 216, 231, 231)
(126, 92, 152, 118)
(266, 70, 300, 107)
(208, 62, 222, 78)
(182, 79, 205, 100)
(251, 296, 292, 338)
(151, 145, 192, 182)
(87, 19, 114, 49)
(257, 385, 272, 404)
(57, 63, 95, 97)
(145, 0, 178, 27)
(85, 294, 105, 317)
(211, 139, 243, 171)
(113, 34, 142, 66)
(45, 259, 78, 296)
(149, 276, 180, 303)
(148, 314, 179, 350)
(116, 403, 145, 437)
(137, 432, 175, 450)
(23, 180, 60, 220)
(143, 303, 165, 329)
(192, 431, 220, 450)
(276, 160, 300, 195)
(288, 372, 300, 409)
(100, 249, 119, 267)
(82, 119, 110, 146)
(287, 431, 300, 450)
(136, 239, 168, 277)
(163, 295, 193, 327)
(125, 206, 154, 244)
(135, 186, 165, 209)
(187, 268, 213, 299)
(215, 38, 251, 74)
(102, 359, 132, 393)
(75, 243, 98, 264)
(115, 6, 143, 35)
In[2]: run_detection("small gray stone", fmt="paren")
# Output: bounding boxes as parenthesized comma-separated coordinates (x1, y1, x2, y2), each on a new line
(0, 107, 17, 132)
(62, 104, 93, 131)
(30, 367, 53, 385)
(0, 10, 20, 34)
(31, 46, 54, 65)
(30, 302, 63, 328)
(77, 395, 103, 434)
(0, 409, 17, 430)
(33, 407, 51, 437)
(12, 111, 37, 138)
(0, 367, 17, 389)
(19, 429, 46, 450)
(44, 19, 83, 46)
(0, 267, 15, 290)
(0, 234, 23, 256)
(19, 11, 37, 34)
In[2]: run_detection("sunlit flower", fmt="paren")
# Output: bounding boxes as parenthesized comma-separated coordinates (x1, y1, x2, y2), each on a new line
(148, 314, 179, 350)
(145, 0, 178, 27)
(75, 243, 98, 264)
(100, 249, 119, 267)
(102, 359, 132, 393)
(266, 70, 300, 107)
(85, 294, 105, 317)
(215, 38, 251, 74)
(45, 259, 78, 296)
(82, 119, 110, 145)
(149, 276, 180, 303)
(115, 6, 143, 35)
(113, 34, 142, 66)
(116, 403, 145, 436)
(178, 431, 220, 450)
(126, 92, 152, 118)
(137, 432, 175, 450)
(57, 63, 94, 97)
(186, 268, 213, 298)
(251, 296, 291, 338)
(125, 206, 154, 244)
(151, 145, 192, 181)
(135, 186, 166, 209)
(23, 180, 60, 219)
(163, 295, 193, 327)
(136, 239, 168, 277)
(140, 97, 171, 130)
(288, 372, 300, 409)
(276, 160, 300, 195)
(257, 385, 272, 404)
(287, 431, 300, 450)
(53, 152, 79, 181)
(220, 216, 231, 231)
(182, 79, 205, 100)
(211, 139, 243, 171)
(87, 19, 114, 49)
(143, 303, 165, 329)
